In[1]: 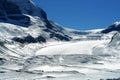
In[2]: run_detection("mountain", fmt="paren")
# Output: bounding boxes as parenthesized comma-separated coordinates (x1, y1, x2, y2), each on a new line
(101, 22, 120, 33)
(0, 0, 71, 43)
(0, 0, 120, 80)
(109, 32, 120, 47)
(0, 0, 49, 27)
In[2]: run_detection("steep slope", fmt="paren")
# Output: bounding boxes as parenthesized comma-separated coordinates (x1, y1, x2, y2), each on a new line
(0, 0, 120, 80)
(0, 0, 71, 43)
(101, 22, 120, 33)
(109, 32, 120, 47)
(93, 31, 120, 61)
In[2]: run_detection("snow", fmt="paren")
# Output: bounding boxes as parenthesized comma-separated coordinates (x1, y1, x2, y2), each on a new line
(114, 21, 120, 26)
(0, 22, 118, 80)
(31, 65, 65, 71)
(0, 0, 120, 80)
(36, 40, 108, 55)
(0, 23, 27, 38)
(0, 35, 120, 80)
(86, 29, 104, 33)
(7, 0, 43, 18)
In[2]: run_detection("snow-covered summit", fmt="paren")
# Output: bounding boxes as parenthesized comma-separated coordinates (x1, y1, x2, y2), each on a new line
(7, 0, 47, 19)
(102, 21, 120, 33)
(114, 21, 120, 26)
(0, 1, 120, 79)
(0, 0, 72, 43)
(0, 0, 48, 26)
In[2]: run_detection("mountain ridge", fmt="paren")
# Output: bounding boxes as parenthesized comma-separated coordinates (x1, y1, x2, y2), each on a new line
(0, 0, 120, 80)
(101, 21, 120, 33)
(0, 0, 72, 43)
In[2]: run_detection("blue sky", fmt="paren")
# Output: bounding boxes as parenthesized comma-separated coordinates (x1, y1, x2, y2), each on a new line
(33, 0, 120, 30)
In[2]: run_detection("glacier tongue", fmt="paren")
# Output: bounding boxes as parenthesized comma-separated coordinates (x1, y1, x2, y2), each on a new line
(0, 39, 120, 80)
(0, 0, 120, 80)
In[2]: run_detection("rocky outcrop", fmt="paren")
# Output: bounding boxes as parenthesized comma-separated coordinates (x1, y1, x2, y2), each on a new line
(109, 32, 120, 46)
(0, 0, 72, 43)
(0, 0, 30, 26)
(101, 22, 120, 33)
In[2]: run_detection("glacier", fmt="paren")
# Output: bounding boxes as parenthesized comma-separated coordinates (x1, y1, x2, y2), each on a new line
(0, 0, 120, 80)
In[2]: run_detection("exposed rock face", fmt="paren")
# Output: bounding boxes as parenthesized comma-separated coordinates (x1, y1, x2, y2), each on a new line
(0, 0, 72, 43)
(7, 0, 54, 29)
(0, 0, 30, 26)
(0, 0, 53, 28)
(0, 0, 7, 20)
(101, 22, 120, 33)
(12, 35, 46, 43)
(7, 0, 47, 19)
(109, 32, 120, 46)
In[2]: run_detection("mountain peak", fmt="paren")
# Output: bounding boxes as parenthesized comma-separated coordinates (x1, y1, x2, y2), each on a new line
(0, 0, 51, 28)
(0, 0, 71, 42)
(114, 21, 120, 26)
(7, 0, 46, 19)
(101, 21, 120, 33)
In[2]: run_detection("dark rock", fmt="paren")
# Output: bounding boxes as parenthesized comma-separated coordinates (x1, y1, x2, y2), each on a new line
(106, 78, 120, 80)
(50, 33, 71, 41)
(0, 58, 5, 65)
(0, 0, 71, 42)
(12, 35, 37, 43)
(46, 76, 55, 78)
(0, 71, 6, 73)
(0, 0, 30, 27)
(101, 23, 120, 33)
(36, 36, 46, 42)
(5, 1, 21, 14)
(0, 0, 7, 20)
(44, 20, 54, 29)
(72, 31, 89, 35)
(12, 35, 46, 43)
(40, 9, 47, 20)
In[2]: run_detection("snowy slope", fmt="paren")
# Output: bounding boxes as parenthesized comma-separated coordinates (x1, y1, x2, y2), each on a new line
(93, 32, 120, 58)
(0, 39, 120, 80)
(36, 40, 107, 55)
(102, 21, 120, 33)
(0, 0, 120, 80)
(0, 0, 71, 43)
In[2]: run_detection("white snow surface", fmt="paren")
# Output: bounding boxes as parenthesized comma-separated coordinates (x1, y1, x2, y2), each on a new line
(36, 40, 107, 55)
(1, 36, 120, 80)
(0, 0, 120, 80)
(114, 21, 120, 26)
(0, 21, 119, 80)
